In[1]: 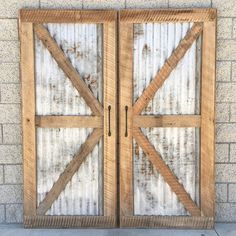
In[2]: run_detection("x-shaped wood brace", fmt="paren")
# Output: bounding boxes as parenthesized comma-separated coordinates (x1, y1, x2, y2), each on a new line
(132, 22, 203, 216)
(34, 24, 103, 215)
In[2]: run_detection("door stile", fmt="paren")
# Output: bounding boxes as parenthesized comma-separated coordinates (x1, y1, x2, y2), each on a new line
(103, 21, 117, 219)
(119, 23, 134, 220)
(20, 21, 37, 217)
(200, 19, 216, 218)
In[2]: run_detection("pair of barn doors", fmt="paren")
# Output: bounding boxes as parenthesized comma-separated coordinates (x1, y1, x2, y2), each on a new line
(20, 9, 216, 228)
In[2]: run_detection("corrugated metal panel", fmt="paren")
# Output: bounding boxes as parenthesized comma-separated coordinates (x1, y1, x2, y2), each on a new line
(35, 23, 103, 215)
(133, 23, 200, 215)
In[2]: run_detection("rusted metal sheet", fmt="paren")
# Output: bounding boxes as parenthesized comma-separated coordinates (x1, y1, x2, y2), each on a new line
(35, 23, 103, 215)
(133, 23, 200, 215)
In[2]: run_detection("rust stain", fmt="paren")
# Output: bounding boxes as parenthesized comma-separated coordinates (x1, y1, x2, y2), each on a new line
(76, 51, 84, 58)
(66, 46, 76, 54)
(134, 24, 144, 39)
(142, 43, 151, 56)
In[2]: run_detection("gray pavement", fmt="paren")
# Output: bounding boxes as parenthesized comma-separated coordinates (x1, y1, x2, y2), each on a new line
(0, 223, 235, 236)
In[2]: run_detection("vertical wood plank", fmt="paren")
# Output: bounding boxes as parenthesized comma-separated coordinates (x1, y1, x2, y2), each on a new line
(103, 22, 117, 217)
(200, 20, 216, 217)
(20, 22, 36, 216)
(119, 23, 134, 217)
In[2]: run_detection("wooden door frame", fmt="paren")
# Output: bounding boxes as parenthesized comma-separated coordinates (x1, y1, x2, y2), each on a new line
(20, 9, 117, 228)
(119, 9, 216, 229)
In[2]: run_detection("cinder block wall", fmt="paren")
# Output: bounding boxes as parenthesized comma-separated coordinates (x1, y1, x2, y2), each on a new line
(0, 0, 234, 224)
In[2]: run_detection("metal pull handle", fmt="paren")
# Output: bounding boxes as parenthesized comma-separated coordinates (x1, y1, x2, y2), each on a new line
(108, 105, 111, 136)
(125, 106, 128, 137)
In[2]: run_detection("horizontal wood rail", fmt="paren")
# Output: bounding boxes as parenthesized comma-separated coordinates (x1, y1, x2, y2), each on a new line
(133, 115, 201, 128)
(35, 116, 103, 128)
(120, 216, 213, 229)
(20, 9, 117, 23)
(24, 215, 116, 228)
(120, 9, 216, 23)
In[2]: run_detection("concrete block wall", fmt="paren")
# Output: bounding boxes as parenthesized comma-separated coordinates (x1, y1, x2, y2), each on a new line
(0, 0, 235, 224)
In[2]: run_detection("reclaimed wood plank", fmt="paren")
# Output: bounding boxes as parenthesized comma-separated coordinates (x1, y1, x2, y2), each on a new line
(120, 9, 216, 23)
(120, 216, 214, 229)
(200, 20, 216, 218)
(103, 22, 117, 217)
(133, 115, 201, 127)
(20, 22, 37, 216)
(119, 23, 134, 217)
(20, 9, 117, 23)
(24, 215, 116, 228)
(35, 116, 103, 128)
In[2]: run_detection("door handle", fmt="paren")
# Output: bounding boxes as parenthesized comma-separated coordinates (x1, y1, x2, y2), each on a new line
(108, 105, 111, 136)
(125, 106, 128, 137)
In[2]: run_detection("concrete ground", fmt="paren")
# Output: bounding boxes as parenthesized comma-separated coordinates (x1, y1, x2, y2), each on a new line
(0, 224, 235, 236)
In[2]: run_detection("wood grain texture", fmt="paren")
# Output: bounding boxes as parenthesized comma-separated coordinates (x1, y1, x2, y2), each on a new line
(20, 9, 117, 23)
(119, 23, 134, 217)
(34, 24, 103, 116)
(35, 116, 103, 128)
(133, 128, 201, 216)
(37, 128, 103, 215)
(132, 22, 203, 115)
(120, 9, 216, 23)
(103, 22, 117, 217)
(24, 215, 116, 228)
(20, 22, 37, 216)
(120, 216, 214, 229)
(133, 115, 201, 127)
(200, 20, 216, 218)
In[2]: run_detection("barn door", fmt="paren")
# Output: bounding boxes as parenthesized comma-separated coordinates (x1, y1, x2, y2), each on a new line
(119, 9, 216, 228)
(20, 8, 216, 229)
(20, 10, 117, 228)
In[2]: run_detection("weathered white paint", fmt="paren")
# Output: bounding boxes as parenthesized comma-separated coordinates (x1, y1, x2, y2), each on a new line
(35, 23, 103, 215)
(133, 23, 200, 215)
